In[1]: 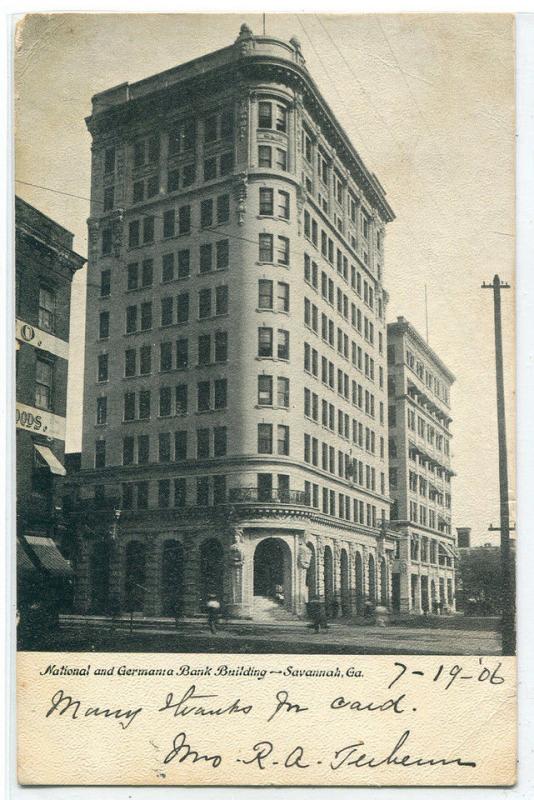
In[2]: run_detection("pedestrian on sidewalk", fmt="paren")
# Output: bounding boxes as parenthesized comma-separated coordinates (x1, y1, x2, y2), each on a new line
(206, 593, 220, 635)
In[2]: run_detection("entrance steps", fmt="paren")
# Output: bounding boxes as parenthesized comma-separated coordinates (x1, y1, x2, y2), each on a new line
(252, 595, 297, 621)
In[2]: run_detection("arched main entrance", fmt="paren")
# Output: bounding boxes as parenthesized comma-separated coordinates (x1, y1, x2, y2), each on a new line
(200, 538, 224, 606)
(124, 540, 146, 613)
(253, 538, 291, 607)
(161, 540, 185, 616)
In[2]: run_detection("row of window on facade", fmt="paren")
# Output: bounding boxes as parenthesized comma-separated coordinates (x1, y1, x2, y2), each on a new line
(303, 341, 379, 421)
(304, 298, 379, 379)
(303, 203, 380, 277)
(410, 536, 454, 566)
(303, 433, 385, 496)
(305, 252, 380, 319)
(408, 500, 452, 534)
(304, 388, 382, 456)
(388, 438, 452, 481)
(388, 406, 450, 455)
(302, 477, 384, 529)
(402, 346, 450, 406)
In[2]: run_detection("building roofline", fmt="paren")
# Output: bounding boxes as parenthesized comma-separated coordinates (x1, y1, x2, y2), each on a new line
(16, 196, 86, 270)
(387, 316, 456, 383)
(86, 26, 395, 223)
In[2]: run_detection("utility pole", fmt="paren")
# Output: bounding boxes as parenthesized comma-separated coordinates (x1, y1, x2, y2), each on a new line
(481, 274, 514, 655)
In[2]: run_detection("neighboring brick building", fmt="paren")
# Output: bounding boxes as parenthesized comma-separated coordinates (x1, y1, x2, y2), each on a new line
(69, 24, 397, 620)
(387, 317, 456, 613)
(16, 196, 85, 616)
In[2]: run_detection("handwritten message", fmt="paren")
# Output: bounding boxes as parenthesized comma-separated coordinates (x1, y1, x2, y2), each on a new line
(18, 654, 516, 786)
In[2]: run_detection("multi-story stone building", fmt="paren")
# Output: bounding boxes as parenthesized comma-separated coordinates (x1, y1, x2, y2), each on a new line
(69, 24, 397, 620)
(16, 196, 85, 612)
(387, 317, 456, 613)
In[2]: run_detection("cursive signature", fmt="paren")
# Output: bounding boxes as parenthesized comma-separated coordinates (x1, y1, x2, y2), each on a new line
(163, 731, 222, 768)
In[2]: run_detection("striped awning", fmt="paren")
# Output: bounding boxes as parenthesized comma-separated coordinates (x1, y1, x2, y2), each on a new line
(24, 536, 72, 577)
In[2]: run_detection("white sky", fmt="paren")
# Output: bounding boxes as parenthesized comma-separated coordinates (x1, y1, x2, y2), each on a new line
(14, 13, 515, 545)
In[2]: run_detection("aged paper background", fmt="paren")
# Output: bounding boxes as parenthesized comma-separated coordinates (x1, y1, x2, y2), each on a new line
(14, 12, 516, 788)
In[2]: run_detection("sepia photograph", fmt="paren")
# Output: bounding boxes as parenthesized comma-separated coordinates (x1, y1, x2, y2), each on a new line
(14, 12, 515, 659)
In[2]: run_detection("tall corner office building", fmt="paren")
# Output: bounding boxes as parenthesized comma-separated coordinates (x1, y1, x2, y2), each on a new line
(73, 25, 397, 619)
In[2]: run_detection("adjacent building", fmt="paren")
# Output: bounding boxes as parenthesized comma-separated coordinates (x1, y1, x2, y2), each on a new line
(16, 196, 85, 616)
(387, 317, 456, 613)
(68, 24, 398, 620)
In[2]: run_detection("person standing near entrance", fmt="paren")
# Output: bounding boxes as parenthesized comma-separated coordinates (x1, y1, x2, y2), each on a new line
(206, 594, 221, 634)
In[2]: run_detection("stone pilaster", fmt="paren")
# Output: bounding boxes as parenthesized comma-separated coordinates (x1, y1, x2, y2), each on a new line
(183, 532, 200, 616)
(144, 535, 160, 616)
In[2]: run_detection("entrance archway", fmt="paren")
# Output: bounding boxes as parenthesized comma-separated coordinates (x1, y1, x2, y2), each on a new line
(340, 549, 350, 616)
(124, 540, 146, 613)
(323, 545, 334, 615)
(200, 538, 224, 606)
(253, 537, 291, 607)
(161, 540, 185, 616)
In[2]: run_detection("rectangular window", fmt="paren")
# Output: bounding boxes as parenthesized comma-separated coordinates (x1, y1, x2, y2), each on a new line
(178, 205, 191, 235)
(258, 279, 273, 309)
(161, 296, 173, 327)
(177, 249, 190, 278)
(197, 476, 210, 506)
(275, 104, 287, 132)
(163, 209, 175, 238)
(140, 301, 152, 330)
(176, 384, 188, 415)
(137, 435, 149, 464)
(162, 254, 174, 282)
(214, 426, 227, 456)
(97, 353, 108, 383)
(197, 428, 210, 459)
(167, 169, 179, 193)
(258, 423, 273, 454)
(175, 430, 188, 461)
(277, 282, 289, 312)
(258, 148, 273, 174)
(125, 348, 136, 377)
(35, 358, 53, 409)
(100, 269, 111, 297)
(258, 101, 272, 129)
(200, 243, 212, 273)
(182, 163, 195, 187)
(159, 386, 172, 417)
(174, 478, 186, 507)
(104, 147, 115, 174)
(127, 262, 139, 291)
(219, 151, 234, 176)
(38, 287, 56, 332)
(176, 292, 189, 324)
(200, 199, 213, 228)
(221, 109, 234, 138)
(101, 227, 112, 256)
(126, 305, 137, 334)
(198, 288, 211, 318)
(158, 479, 170, 508)
(96, 396, 107, 425)
(122, 437, 134, 466)
(278, 191, 290, 219)
(215, 285, 228, 315)
(122, 483, 134, 510)
(259, 233, 273, 262)
(204, 157, 217, 181)
(277, 329, 289, 360)
(258, 327, 273, 357)
(197, 380, 211, 412)
(160, 341, 173, 372)
(198, 333, 211, 365)
(139, 389, 151, 420)
(277, 377, 289, 407)
(259, 187, 274, 216)
(142, 216, 154, 244)
(217, 194, 230, 224)
(95, 440, 106, 469)
(176, 338, 189, 369)
(213, 474, 227, 505)
(136, 482, 149, 509)
(258, 375, 273, 405)
(159, 433, 171, 463)
(277, 236, 289, 265)
(275, 148, 287, 171)
(216, 239, 229, 270)
(99, 310, 109, 339)
(133, 181, 144, 203)
(215, 331, 228, 362)
(214, 378, 227, 409)
(123, 391, 135, 421)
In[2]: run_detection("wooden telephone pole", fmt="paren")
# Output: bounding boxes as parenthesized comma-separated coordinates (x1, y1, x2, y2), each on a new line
(481, 274, 515, 655)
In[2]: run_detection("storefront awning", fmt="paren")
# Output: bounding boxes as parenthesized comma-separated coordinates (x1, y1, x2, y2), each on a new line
(34, 444, 66, 476)
(17, 539, 37, 575)
(24, 536, 72, 577)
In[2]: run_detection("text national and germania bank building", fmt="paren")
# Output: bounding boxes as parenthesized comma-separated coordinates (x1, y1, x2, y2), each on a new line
(68, 24, 412, 621)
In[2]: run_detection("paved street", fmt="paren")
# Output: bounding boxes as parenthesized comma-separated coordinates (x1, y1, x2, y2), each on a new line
(20, 614, 502, 655)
